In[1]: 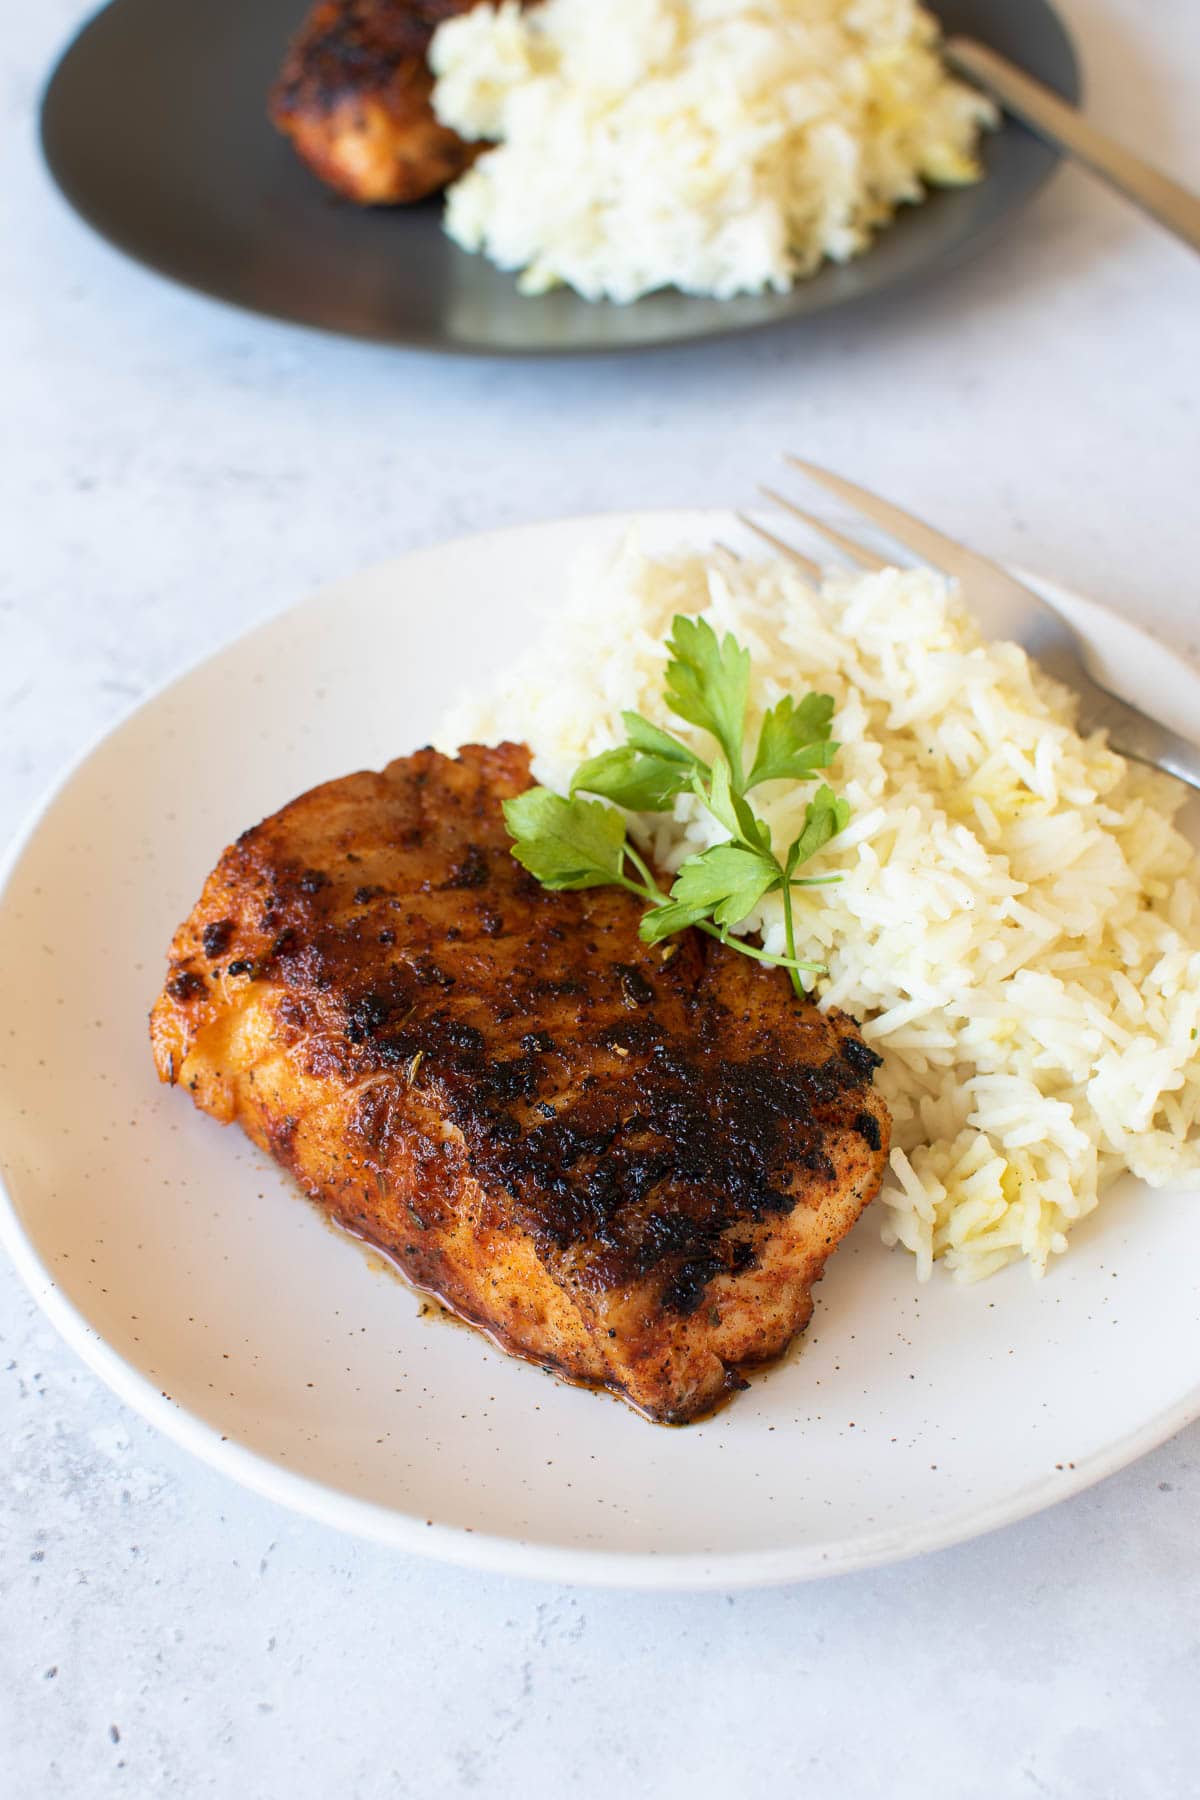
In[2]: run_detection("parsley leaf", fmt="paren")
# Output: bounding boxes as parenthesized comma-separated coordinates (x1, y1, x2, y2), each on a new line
(572, 713, 708, 814)
(571, 745, 696, 813)
(503, 788, 628, 890)
(621, 711, 707, 768)
(748, 693, 839, 788)
(638, 898, 714, 944)
(700, 758, 772, 852)
(785, 785, 852, 878)
(666, 842, 780, 929)
(664, 615, 751, 784)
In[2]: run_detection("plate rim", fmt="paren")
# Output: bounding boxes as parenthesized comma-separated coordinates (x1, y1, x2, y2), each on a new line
(1, 506, 1197, 1590)
(37, 0, 1081, 358)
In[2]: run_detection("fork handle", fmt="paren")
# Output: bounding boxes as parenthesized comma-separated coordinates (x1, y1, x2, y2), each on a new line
(1075, 681, 1200, 794)
(946, 38, 1200, 254)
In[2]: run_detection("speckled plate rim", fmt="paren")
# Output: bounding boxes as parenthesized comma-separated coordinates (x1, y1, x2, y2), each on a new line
(1, 508, 1197, 1590)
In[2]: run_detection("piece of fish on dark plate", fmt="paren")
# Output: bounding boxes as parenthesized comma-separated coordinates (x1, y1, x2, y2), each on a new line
(269, 0, 490, 204)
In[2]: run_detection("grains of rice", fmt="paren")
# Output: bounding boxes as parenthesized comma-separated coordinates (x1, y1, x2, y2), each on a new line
(440, 538, 1200, 1281)
(429, 0, 995, 302)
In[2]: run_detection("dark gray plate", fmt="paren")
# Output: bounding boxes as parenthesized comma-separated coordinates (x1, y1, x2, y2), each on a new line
(40, 0, 1079, 356)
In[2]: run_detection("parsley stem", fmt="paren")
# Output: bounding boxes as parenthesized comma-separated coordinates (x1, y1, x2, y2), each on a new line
(616, 874, 663, 907)
(781, 884, 804, 998)
(621, 840, 664, 899)
(696, 919, 824, 975)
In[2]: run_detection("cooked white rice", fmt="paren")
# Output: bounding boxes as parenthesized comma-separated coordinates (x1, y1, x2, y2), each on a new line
(429, 0, 995, 302)
(440, 539, 1200, 1281)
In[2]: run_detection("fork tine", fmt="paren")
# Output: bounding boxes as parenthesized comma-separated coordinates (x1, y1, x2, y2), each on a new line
(784, 454, 967, 573)
(735, 512, 822, 580)
(759, 485, 890, 572)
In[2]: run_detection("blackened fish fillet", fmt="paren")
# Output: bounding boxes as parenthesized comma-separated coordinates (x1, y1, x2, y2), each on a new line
(150, 743, 890, 1423)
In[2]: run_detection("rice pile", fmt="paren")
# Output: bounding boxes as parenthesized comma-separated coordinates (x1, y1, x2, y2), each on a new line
(440, 540, 1200, 1281)
(429, 0, 995, 302)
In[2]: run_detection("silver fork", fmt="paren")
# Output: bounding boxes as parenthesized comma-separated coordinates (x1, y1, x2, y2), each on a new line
(738, 457, 1200, 794)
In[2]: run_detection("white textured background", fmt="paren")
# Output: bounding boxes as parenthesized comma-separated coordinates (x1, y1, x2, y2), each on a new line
(3, 1, 1199, 1795)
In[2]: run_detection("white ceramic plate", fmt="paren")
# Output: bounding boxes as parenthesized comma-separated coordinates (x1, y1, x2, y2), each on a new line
(1, 511, 1198, 1590)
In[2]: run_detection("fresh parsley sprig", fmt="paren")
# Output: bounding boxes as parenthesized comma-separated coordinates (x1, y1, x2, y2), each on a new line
(503, 614, 850, 996)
